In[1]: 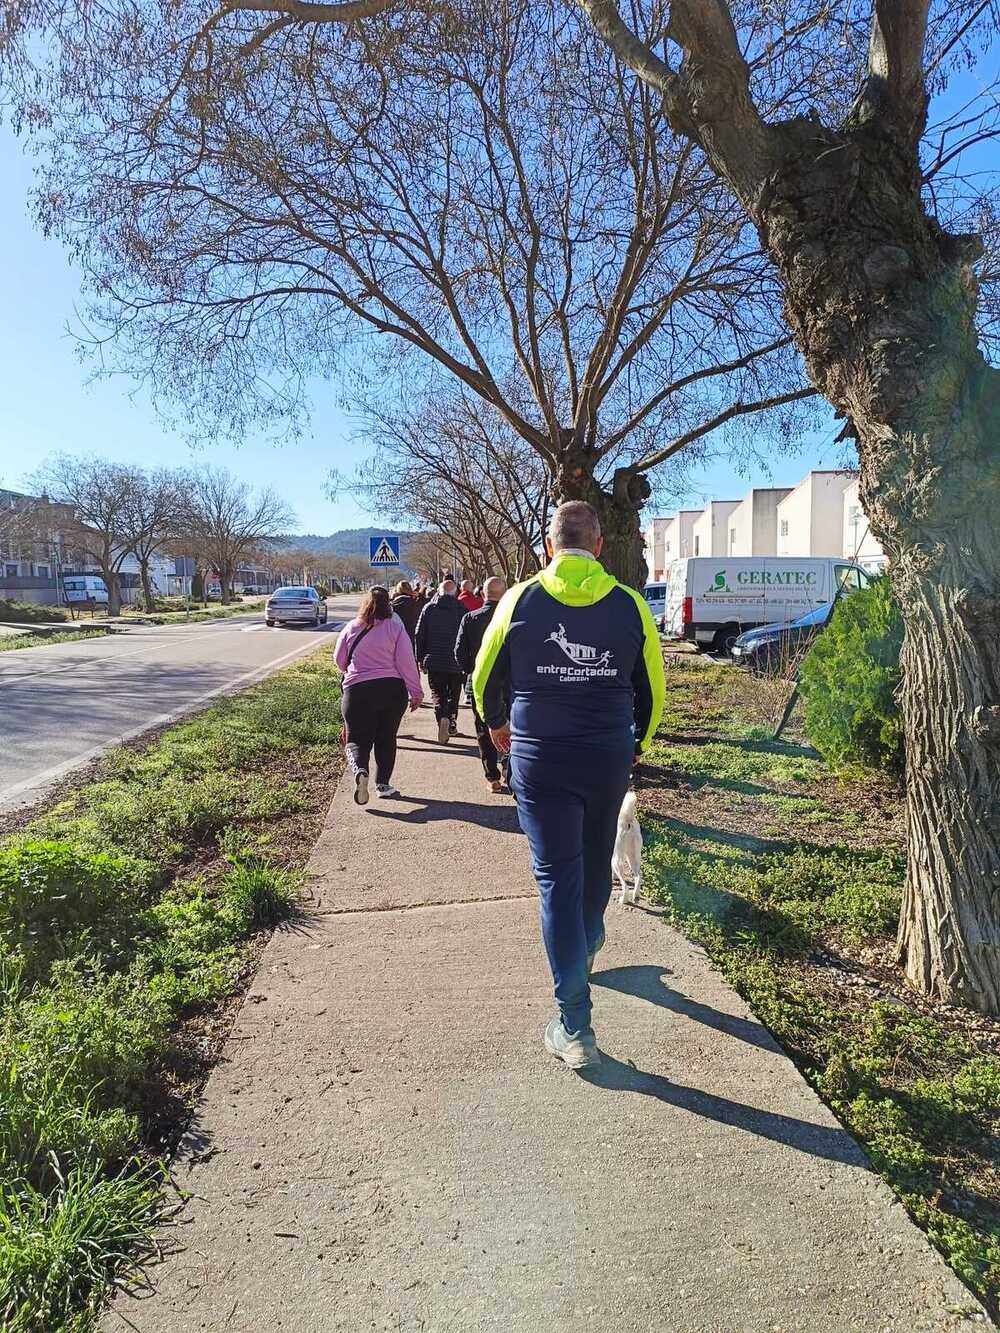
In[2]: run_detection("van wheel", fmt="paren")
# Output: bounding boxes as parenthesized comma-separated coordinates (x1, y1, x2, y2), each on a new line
(713, 625, 741, 657)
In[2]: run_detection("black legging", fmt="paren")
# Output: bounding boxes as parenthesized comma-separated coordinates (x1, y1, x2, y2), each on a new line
(342, 677, 408, 785)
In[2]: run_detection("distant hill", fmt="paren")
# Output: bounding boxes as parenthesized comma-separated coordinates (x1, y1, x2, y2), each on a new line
(292, 528, 420, 559)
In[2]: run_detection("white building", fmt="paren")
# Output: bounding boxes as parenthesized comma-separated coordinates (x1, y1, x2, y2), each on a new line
(643, 510, 701, 580)
(776, 471, 855, 558)
(692, 500, 739, 558)
(842, 480, 887, 572)
(726, 487, 792, 557)
(643, 517, 671, 582)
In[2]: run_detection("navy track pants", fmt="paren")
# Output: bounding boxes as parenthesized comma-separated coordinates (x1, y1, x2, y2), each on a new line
(511, 743, 633, 1037)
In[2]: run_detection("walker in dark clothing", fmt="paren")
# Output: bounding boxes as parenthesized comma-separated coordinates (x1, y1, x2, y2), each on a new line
(455, 598, 507, 785)
(415, 593, 466, 726)
(341, 677, 408, 786)
(390, 595, 420, 643)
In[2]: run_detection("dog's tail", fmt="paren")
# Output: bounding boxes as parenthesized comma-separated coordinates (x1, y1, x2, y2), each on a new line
(618, 788, 638, 828)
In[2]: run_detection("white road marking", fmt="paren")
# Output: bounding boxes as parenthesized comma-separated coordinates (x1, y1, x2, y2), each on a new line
(0, 635, 332, 811)
(0, 625, 248, 683)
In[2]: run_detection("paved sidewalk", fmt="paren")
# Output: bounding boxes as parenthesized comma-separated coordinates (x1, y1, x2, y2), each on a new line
(107, 703, 988, 1332)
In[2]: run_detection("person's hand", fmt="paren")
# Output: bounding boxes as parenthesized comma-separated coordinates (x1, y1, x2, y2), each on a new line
(490, 724, 512, 754)
(409, 698, 421, 712)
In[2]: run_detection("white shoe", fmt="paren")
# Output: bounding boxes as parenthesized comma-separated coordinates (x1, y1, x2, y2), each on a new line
(544, 1017, 601, 1070)
(438, 717, 450, 744)
(375, 783, 398, 798)
(354, 771, 369, 806)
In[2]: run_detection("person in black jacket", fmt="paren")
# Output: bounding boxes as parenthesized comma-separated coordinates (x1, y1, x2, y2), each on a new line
(390, 581, 420, 644)
(455, 576, 508, 792)
(414, 580, 467, 743)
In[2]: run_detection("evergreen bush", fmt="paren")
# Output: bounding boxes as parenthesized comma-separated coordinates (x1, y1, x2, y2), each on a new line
(799, 577, 904, 774)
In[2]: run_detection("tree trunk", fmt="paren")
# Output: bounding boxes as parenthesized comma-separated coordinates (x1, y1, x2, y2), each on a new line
(220, 563, 232, 605)
(896, 566, 1000, 1011)
(103, 565, 121, 617)
(752, 113, 1000, 1010)
(139, 558, 155, 612)
(553, 455, 650, 589)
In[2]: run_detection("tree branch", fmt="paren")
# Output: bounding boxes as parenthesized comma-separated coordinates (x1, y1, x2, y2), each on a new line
(576, 0, 778, 205)
(862, 0, 932, 143)
(633, 385, 818, 473)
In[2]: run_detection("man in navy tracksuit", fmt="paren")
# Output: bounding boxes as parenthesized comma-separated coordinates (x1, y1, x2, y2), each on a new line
(473, 502, 665, 1070)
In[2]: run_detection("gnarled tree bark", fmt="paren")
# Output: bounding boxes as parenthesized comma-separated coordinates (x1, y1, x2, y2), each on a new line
(580, 0, 1000, 1010)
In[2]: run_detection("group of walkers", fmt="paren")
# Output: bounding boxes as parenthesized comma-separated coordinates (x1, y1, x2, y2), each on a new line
(334, 502, 666, 1073)
(333, 574, 510, 802)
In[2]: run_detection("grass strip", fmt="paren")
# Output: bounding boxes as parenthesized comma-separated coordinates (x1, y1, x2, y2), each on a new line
(643, 655, 1000, 1315)
(117, 599, 266, 625)
(0, 630, 110, 654)
(0, 651, 343, 1331)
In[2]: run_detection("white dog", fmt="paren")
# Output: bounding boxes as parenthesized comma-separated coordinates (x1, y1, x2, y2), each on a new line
(612, 788, 643, 905)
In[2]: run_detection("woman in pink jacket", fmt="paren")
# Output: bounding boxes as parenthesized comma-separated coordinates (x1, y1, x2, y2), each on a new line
(334, 586, 424, 805)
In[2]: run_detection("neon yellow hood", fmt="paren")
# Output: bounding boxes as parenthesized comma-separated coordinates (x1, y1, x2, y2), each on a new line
(537, 554, 618, 606)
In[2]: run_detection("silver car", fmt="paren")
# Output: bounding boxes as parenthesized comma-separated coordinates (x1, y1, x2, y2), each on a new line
(265, 586, 329, 628)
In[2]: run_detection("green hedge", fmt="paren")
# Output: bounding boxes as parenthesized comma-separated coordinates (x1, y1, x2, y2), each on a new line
(0, 600, 68, 624)
(799, 577, 904, 775)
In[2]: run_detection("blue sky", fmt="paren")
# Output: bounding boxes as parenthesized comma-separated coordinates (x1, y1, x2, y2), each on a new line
(1, 46, 994, 534)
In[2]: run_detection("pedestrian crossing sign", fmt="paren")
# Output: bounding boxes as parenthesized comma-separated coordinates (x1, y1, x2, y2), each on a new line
(369, 535, 401, 568)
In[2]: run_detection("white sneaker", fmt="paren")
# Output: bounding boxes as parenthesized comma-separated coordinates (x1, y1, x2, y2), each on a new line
(354, 771, 369, 806)
(544, 1017, 600, 1070)
(375, 783, 398, 798)
(438, 717, 450, 744)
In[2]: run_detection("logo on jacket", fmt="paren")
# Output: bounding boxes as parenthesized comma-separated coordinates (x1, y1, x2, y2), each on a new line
(539, 623, 616, 681)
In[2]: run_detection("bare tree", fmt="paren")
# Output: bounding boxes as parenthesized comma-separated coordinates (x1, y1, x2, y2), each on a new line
(345, 391, 550, 583)
(7, 0, 814, 585)
(119, 467, 190, 611)
(31, 455, 141, 616)
(184, 468, 294, 604)
(572, 0, 1000, 1011)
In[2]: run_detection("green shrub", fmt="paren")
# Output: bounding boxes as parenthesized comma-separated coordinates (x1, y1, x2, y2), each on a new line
(4, 959, 171, 1109)
(0, 600, 68, 624)
(0, 1160, 164, 1333)
(799, 578, 904, 774)
(0, 842, 152, 981)
(0, 1061, 139, 1185)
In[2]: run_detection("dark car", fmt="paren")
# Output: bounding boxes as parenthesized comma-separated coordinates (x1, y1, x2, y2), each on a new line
(730, 602, 833, 674)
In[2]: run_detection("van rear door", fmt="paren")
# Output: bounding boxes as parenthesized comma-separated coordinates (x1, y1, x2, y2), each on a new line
(663, 561, 688, 638)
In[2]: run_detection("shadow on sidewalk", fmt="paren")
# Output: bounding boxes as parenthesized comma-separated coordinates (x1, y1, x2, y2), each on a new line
(580, 1055, 864, 1167)
(397, 739, 481, 757)
(593, 965, 775, 1052)
(365, 797, 521, 833)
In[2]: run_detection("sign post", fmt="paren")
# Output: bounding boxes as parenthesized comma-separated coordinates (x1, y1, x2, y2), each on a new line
(369, 535, 401, 570)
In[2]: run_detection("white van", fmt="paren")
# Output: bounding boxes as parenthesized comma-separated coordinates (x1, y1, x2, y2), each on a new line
(663, 557, 871, 655)
(62, 575, 109, 607)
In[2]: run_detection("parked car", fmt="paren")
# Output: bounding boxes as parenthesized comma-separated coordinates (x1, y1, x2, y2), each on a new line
(731, 602, 835, 673)
(643, 581, 666, 627)
(662, 556, 871, 655)
(62, 575, 109, 608)
(265, 586, 328, 627)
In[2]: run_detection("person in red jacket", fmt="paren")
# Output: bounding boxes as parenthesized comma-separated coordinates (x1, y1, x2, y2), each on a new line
(457, 579, 484, 613)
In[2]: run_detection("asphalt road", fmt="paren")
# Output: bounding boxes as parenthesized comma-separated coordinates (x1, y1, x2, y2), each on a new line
(0, 594, 360, 814)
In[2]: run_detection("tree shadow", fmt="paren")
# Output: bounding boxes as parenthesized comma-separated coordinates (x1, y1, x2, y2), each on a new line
(365, 796, 522, 833)
(651, 816, 770, 853)
(593, 964, 776, 1051)
(662, 733, 821, 761)
(579, 1054, 865, 1168)
(397, 739, 481, 757)
(638, 769, 778, 798)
